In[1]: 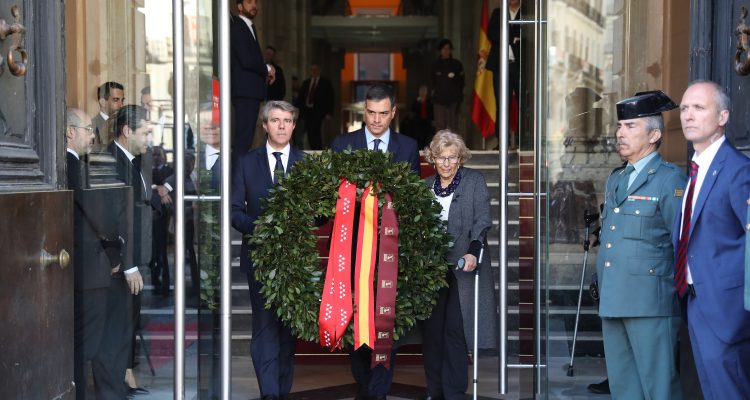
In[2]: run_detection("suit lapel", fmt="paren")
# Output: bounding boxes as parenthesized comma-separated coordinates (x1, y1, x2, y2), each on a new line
(255, 149, 274, 187)
(354, 129, 368, 150)
(288, 147, 304, 171)
(689, 141, 728, 238)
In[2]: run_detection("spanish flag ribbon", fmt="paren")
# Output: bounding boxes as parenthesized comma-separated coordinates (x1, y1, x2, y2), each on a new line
(354, 184, 378, 350)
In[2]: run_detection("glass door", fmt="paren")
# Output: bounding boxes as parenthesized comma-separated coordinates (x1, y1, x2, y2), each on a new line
(540, 0, 689, 398)
(64, 0, 227, 398)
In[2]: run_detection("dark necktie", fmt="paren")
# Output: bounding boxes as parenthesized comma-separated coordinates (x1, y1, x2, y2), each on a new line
(249, 24, 257, 42)
(615, 164, 635, 203)
(273, 152, 284, 184)
(373, 138, 382, 152)
(675, 161, 699, 297)
(131, 158, 147, 198)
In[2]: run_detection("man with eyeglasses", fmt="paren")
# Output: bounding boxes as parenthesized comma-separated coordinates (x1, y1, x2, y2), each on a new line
(331, 83, 420, 400)
(67, 107, 125, 399)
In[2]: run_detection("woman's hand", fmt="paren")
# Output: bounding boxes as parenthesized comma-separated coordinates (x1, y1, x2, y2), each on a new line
(460, 254, 478, 272)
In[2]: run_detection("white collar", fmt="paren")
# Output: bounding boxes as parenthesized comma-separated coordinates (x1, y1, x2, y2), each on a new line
(66, 148, 80, 160)
(266, 142, 291, 157)
(100, 111, 109, 121)
(692, 134, 725, 168)
(364, 127, 391, 150)
(114, 140, 136, 163)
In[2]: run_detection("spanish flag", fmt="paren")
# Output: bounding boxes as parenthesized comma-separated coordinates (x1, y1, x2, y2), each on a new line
(471, 0, 496, 138)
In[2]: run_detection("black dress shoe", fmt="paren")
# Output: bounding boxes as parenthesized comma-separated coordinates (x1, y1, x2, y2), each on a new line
(129, 386, 150, 395)
(587, 379, 610, 394)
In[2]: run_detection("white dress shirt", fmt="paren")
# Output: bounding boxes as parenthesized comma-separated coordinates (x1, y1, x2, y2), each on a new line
(681, 134, 725, 284)
(205, 144, 220, 170)
(99, 111, 109, 121)
(364, 128, 391, 152)
(266, 142, 291, 181)
(67, 148, 80, 160)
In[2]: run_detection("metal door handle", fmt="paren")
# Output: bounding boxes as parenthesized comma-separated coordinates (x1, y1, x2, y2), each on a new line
(40, 249, 70, 269)
(0, 5, 27, 77)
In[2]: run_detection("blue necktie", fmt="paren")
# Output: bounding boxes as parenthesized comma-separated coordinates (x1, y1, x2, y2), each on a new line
(273, 152, 284, 184)
(373, 138, 382, 152)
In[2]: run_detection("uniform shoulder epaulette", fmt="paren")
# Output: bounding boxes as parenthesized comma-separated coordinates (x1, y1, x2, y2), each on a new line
(658, 160, 682, 172)
(608, 162, 628, 177)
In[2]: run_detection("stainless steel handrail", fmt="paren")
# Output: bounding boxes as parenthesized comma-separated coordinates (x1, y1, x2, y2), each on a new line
(533, 0, 543, 395)
(498, 0, 509, 395)
(172, 0, 185, 398)
(219, 1, 233, 398)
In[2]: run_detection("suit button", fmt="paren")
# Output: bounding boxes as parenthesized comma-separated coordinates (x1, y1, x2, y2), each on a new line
(649, 268, 655, 275)
(610, 225, 616, 230)
(606, 243, 612, 248)
(614, 207, 620, 213)
(605, 261, 611, 267)
(635, 210, 641, 215)
(746, 223, 750, 231)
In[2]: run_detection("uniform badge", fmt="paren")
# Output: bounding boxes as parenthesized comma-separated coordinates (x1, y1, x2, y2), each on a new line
(674, 189, 684, 197)
(448, 72, 455, 78)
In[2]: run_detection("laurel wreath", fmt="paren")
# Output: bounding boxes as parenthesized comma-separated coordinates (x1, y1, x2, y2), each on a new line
(250, 149, 451, 345)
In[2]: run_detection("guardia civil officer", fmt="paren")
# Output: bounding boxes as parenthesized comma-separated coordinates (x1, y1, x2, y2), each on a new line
(596, 90, 685, 400)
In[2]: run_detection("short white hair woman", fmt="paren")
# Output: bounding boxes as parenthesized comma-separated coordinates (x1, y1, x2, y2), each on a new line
(421, 130, 497, 399)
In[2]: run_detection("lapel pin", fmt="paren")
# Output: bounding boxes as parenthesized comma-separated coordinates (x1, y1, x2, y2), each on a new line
(712, 170, 717, 176)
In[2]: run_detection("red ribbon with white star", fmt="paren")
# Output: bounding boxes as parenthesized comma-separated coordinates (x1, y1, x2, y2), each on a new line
(319, 178, 356, 349)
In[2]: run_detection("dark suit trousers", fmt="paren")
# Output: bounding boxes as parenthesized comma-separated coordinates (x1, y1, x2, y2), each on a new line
(421, 271, 468, 400)
(302, 108, 324, 150)
(246, 270, 296, 396)
(74, 287, 108, 400)
(92, 276, 133, 399)
(150, 213, 170, 290)
(687, 296, 750, 399)
(232, 97, 261, 157)
(349, 345, 398, 397)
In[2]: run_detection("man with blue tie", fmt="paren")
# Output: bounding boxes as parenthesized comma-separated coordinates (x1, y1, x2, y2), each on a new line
(676, 80, 750, 399)
(331, 83, 420, 399)
(331, 83, 420, 174)
(595, 91, 685, 399)
(231, 101, 304, 400)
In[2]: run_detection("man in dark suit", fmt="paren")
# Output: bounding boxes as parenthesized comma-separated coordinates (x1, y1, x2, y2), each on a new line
(92, 105, 151, 399)
(91, 81, 124, 147)
(149, 145, 174, 295)
(675, 81, 750, 399)
(297, 63, 334, 150)
(231, 0, 274, 157)
(231, 100, 305, 400)
(198, 103, 222, 193)
(67, 108, 123, 399)
(265, 45, 286, 101)
(331, 84, 420, 399)
(332, 84, 420, 174)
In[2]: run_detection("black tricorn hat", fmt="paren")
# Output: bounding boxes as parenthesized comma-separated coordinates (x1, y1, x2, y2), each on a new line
(616, 90, 678, 120)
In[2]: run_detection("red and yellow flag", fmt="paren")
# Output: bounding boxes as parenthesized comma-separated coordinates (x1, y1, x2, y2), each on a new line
(471, 0, 497, 138)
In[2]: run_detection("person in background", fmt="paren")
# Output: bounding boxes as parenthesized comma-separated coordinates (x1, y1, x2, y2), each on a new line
(92, 81, 125, 147)
(431, 39, 464, 131)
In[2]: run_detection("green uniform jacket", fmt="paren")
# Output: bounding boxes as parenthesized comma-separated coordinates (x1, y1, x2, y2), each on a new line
(597, 153, 686, 317)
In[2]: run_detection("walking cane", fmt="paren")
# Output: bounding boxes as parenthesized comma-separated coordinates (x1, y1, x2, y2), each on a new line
(473, 246, 485, 400)
(566, 209, 599, 377)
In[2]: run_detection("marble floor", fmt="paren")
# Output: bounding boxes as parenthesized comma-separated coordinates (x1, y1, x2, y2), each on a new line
(127, 353, 609, 399)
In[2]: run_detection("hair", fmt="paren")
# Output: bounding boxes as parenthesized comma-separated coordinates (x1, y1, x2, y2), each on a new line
(266, 45, 276, 52)
(261, 100, 299, 123)
(113, 105, 149, 138)
(66, 108, 86, 129)
(424, 130, 472, 165)
(643, 115, 665, 149)
(97, 81, 124, 101)
(140, 86, 151, 96)
(438, 38, 453, 51)
(365, 83, 396, 106)
(235, 0, 243, 4)
(687, 80, 731, 112)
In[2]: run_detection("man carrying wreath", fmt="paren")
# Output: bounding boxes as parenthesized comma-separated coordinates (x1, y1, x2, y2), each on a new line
(231, 100, 305, 400)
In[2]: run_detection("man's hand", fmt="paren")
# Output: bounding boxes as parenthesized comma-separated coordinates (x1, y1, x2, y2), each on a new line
(125, 270, 144, 295)
(267, 64, 276, 85)
(460, 254, 478, 272)
(157, 185, 173, 205)
(111, 264, 121, 275)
